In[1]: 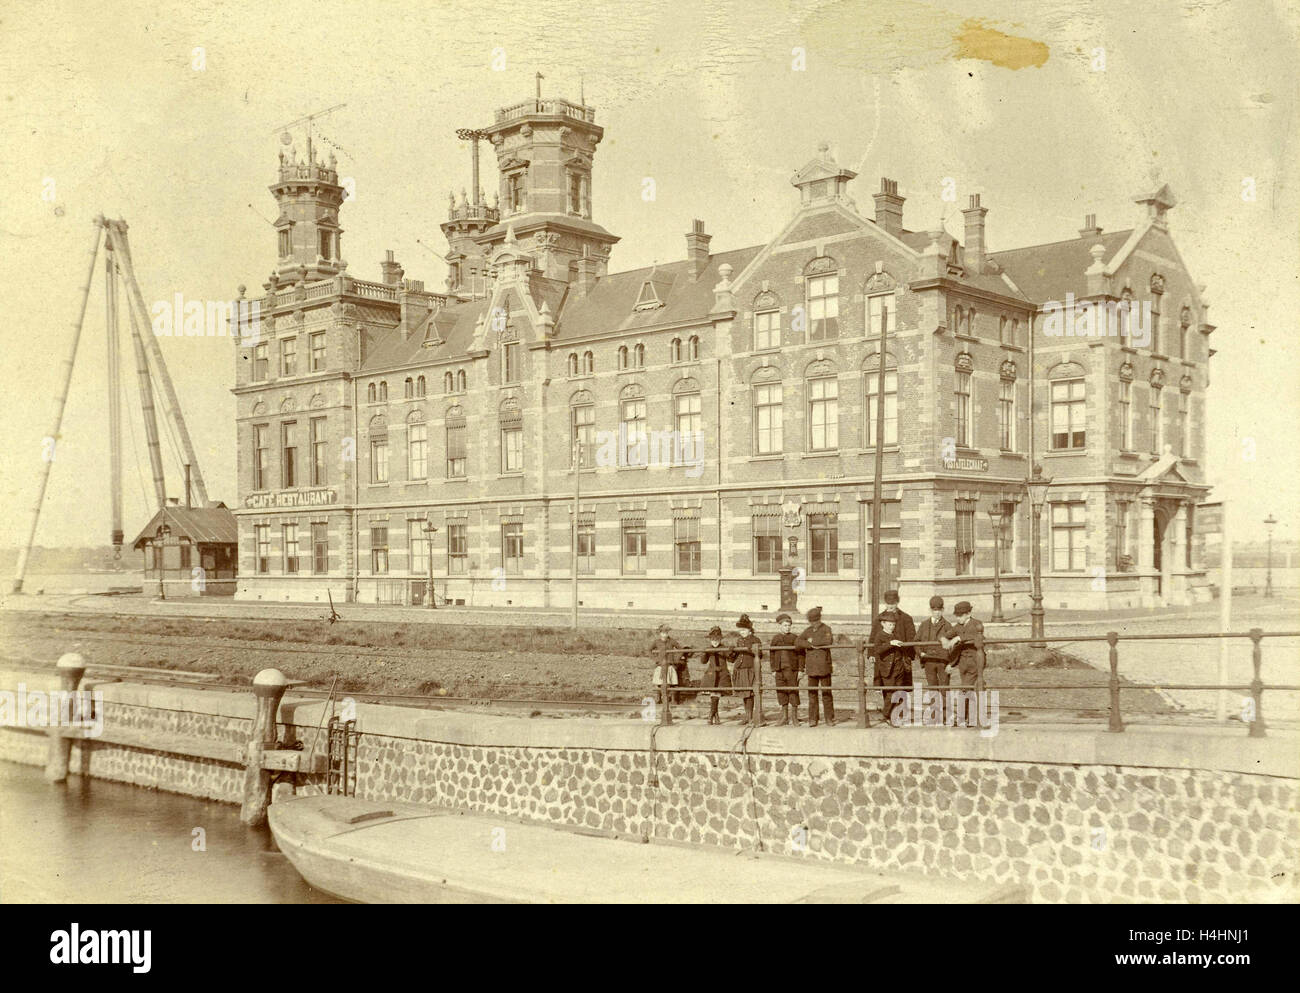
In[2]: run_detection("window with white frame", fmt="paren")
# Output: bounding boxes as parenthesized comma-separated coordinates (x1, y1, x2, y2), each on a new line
(866, 293, 891, 338)
(408, 422, 428, 480)
(754, 383, 783, 455)
(675, 392, 702, 465)
(955, 372, 972, 448)
(1050, 379, 1086, 450)
(1120, 380, 1134, 450)
(620, 397, 647, 466)
(864, 366, 897, 447)
(807, 376, 839, 451)
(1051, 502, 1086, 571)
(754, 310, 779, 351)
(998, 378, 1016, 451)
(807, 272, 839, 340)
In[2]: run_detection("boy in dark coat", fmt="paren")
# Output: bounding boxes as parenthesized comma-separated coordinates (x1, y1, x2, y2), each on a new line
(946, 601, 986, 727)
(869, 590, 916, 719)
(870, 614, 912, 725)
(915, 596, 955, 724)
(796, 606, 835, 727)
(769, 613, 803, 725)
(698, 625, 732, 725)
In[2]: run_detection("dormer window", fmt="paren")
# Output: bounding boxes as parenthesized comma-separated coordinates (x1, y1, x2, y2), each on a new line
(634, 279, 663, 311)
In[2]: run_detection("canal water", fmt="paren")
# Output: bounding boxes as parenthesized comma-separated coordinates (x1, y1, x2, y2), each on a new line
(0, 762, 342, 903)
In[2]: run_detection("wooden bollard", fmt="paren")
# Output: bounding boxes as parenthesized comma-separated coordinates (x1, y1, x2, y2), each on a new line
(239, 668, 289, 826)
(45, 652, 86, 783)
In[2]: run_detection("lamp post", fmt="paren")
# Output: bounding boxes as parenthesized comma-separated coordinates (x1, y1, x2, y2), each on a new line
(1264, 514, 1277, 598)
(421, 514, 439, 609)
(987, 502, 1006, 623)
(154, 523, 170, 601)
(572, 438, 583, 629)
(1026, 464, 1052, 645)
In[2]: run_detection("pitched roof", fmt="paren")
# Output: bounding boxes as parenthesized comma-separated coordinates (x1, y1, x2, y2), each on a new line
(358, 299, 489, 374)
(990, 229, 1134, 304)
(552, 245, 764, 341)
(131, 505, 238, 548)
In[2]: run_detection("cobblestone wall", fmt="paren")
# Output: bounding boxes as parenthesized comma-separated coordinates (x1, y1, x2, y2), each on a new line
(2, 685, 1295, 903)
(344, 734, 1297, 903)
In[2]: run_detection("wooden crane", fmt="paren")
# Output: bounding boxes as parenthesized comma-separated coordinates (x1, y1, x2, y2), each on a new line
(12, 216, 211, 593)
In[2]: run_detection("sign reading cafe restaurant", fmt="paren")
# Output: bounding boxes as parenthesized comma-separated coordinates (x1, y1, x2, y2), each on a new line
(244, 489, 338, 509)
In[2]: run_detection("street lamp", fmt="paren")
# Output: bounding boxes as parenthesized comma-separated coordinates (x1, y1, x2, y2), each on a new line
(986, 499, 1007, 623)
(1264, 514, 1277, 598)
(154, 523, 170, 601)
(421, 514, 439, 609)
(1025, 463, 1052, 645)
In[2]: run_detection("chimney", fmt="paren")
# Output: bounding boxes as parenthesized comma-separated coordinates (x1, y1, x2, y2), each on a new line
(573, 255, 599, 296)
(1078, 213, 1103, 238)
(380, 250, 404, 286)
(685, 219, 712, 280)
(872, 178, 905, 236)
(962, 194, 988, 273)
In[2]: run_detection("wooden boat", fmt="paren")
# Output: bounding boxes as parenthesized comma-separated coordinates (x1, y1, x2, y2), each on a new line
(268, 794, 1027, 904)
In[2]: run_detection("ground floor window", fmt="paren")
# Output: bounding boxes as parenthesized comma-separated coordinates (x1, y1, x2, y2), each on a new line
(675, 517, 701, 574)
(752, 514, 781, 574)
(1051, 502, 1086, 572)
(622, 519, 646, 574)
(808, 513, 838, 574)
(408, 520, 428, 575)
(955, 499, 975, 575)
(502, 522, 524, 574)
(370, 526, 389, 574)
(255, 524, 270, 574)
(282, 524, 299, 575)
(447, 522, 468, 574)
(312, 523, 328, 575)
(575, 518, 595, 574)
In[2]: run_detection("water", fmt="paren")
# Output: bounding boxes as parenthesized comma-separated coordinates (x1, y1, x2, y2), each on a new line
(0, 762, 342, 903)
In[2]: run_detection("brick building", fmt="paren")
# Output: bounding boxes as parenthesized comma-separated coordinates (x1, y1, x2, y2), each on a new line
(231, 92, 1215, 614)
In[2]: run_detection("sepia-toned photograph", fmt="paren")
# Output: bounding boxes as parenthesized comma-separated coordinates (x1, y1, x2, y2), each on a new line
(1, 0, 1296, 950)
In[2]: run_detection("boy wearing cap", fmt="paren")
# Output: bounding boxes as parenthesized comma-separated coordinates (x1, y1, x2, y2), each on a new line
(769, 613, 803, 725)
(796, 606, 835, 727)
(869, 590, 916, 719)
(698, 625, 733, 725)
(915, 596, 955, 724)
(946, 601, 985, 727)
(649, 623, 691, 705)
(732, 614, 762, 724)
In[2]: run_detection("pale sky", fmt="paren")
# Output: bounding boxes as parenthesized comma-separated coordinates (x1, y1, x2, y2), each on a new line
(1, 0, 1297, 548)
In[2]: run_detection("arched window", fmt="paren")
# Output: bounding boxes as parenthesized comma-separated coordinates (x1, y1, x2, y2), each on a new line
(634, 343, 645, 368)
(404, 377, 414, 399)
(582, 351, 594, 374)
(416, 375, 426, 398)
(618, 345, 629, 370)
(751, 367, 783, 456)
(670, 338, 682, 363)
(807, 368, 839, 452)
(1119, 289, 1134, 347)
(570, 391, 595, 468)
(456, 369, 467, 392)
(965, 308, 975, 337)
(367, 382, 377, 403)
(688, 335, 699, 360)
(378, 381, 388, 402)
(953, 305, 964, 332)
(1011, 318, 1020, 346)
(567, 352, 579, 376)
(619, 384, 647, 466)
(673, 379, 702, 464)
(499, 398, 523, 473)
(1179, 306, 1191, 360)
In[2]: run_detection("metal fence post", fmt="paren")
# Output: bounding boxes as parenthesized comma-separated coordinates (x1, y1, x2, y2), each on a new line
(1106, 631, 1124, 732)
(660, 650, 672, 726)
(1248, 627, 1266, 738)
(856, 643, 869, 729)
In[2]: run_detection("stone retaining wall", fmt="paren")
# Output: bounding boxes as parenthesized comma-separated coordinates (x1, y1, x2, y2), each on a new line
(2, 669, 1296, 903)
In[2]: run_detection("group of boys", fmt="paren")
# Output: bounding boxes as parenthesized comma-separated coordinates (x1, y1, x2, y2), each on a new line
(650, 592, 985, 727)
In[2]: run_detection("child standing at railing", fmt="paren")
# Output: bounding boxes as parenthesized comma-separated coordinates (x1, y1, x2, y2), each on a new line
(649, 623, 691, 705)
(731, 613, 762, 724)
(698, 625, 732, 725)
(769, 613, 803, 725)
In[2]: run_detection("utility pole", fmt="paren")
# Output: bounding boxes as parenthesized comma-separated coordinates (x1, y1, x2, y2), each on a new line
(572, 438, 582, 629)
(869, 295, 889, 623)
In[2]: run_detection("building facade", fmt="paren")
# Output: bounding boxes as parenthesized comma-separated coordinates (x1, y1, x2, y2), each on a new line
(231, 94, 1215, 614)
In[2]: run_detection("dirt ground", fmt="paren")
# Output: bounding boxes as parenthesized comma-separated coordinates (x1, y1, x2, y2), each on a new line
(0, 609, 1176, 717)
